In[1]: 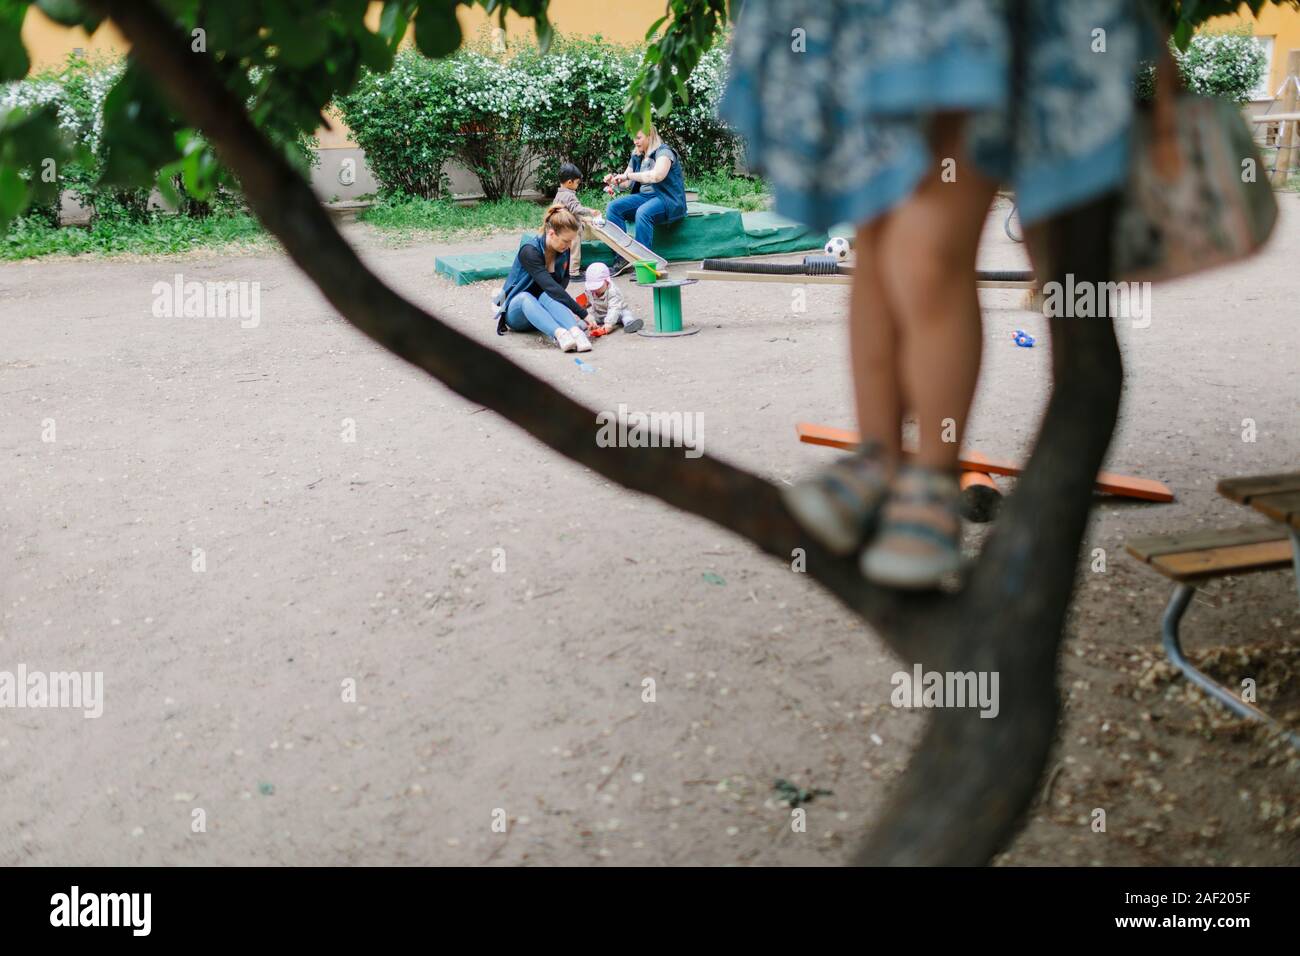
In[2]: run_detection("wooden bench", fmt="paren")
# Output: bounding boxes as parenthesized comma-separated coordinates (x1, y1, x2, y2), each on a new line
(1126, 525, 1300, 746)
(1126, 526, 1293, 582)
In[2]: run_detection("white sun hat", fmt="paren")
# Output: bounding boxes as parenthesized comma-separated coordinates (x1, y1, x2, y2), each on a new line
(584, 261, 612, 291)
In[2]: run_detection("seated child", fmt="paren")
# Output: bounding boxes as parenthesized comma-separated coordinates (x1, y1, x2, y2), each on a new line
(583, 262, 642, 334)
(554, 162, 601, 278)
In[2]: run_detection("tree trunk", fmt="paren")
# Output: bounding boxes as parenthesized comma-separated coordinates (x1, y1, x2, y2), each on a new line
(93, 0, 1123, 866)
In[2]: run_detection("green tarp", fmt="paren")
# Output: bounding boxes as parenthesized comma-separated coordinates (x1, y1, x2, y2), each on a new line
(742, 211, 829, 257)
(434, 202, 833, 286)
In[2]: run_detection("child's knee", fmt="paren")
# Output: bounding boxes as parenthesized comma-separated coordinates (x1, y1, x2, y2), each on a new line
(883, 232, 970, 303)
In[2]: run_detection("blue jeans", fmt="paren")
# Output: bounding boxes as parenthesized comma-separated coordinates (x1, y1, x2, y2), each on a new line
(505, 291, 582, 340)
(606, 192, 673, 254)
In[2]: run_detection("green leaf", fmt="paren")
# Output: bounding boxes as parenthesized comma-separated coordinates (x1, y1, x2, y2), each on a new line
(379, 2, 410, 48)
(358, 27, 394, 71)
(0, 3, 31, 83)
(98, 61, 184, 188)
(0, 164, 28, 223)
(644, 14, 667, 41)
(34, 0, 101, 32)
(533, 10, 553, 55)
(154, 161, 183, 209)
(0, 103, 65, 167)
(413, 1, 462, 59)
(269, 11, 330, 69)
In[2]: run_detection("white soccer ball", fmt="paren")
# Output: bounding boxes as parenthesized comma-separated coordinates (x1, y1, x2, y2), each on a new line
(824, 236, 851, 260)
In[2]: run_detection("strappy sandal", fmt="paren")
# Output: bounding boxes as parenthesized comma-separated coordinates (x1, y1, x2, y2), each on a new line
(859, 465, 962, 589)
(781, 442, 890, 556)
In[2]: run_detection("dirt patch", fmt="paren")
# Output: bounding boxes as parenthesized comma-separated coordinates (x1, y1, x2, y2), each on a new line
(0, 197, 1296, 865)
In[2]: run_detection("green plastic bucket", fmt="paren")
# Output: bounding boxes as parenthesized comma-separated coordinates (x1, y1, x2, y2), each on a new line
(634, 260, 660, 284)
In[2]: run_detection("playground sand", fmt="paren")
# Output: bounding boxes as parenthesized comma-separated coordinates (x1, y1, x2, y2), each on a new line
(1, 194, 1296, 866)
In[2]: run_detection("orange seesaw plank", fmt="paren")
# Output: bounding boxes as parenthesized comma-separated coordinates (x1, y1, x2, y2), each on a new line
(796, 422, 1174, 503)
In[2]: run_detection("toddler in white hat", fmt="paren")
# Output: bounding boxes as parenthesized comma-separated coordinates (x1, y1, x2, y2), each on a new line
(583, 262, 643, 335)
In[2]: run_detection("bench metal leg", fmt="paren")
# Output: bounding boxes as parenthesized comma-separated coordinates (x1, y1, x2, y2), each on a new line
(1161, 584, 1300, 748)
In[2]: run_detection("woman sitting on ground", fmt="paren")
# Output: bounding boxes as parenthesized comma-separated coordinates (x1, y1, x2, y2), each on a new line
(603, 124, 688, 275)
(494, 204, 594, 353)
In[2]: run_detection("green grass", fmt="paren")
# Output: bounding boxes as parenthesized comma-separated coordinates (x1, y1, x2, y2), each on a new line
(359, 194, 550, 240)
(358, 173, 771, 239)
(687, 171, 770, 212)
(2, 172, 772, 260)
(1, 212, 269, 261)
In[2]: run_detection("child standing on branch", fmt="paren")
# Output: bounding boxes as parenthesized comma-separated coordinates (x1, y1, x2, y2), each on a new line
(720, 0, 1160, 588)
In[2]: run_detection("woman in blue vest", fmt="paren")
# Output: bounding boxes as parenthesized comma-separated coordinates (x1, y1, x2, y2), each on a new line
(603, 125, 688, 275)
(493, 204, 593, 353)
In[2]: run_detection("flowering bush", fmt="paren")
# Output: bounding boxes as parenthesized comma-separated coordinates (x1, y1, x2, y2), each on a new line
(1137, 28, 1270, 104)
(335, 51, 461, 199)
(655, 42, 741, 178)
(446, 48, 548, 201)
(0, 54, 139, 222)
(512, 37, 640, 192)
(2, 53, 313, 223)
(335, 37, 741, 201)
(1177, 29, 1270, 101)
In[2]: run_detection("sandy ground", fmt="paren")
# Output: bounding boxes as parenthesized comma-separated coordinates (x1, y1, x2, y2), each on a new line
(1, 196, 1297, 866)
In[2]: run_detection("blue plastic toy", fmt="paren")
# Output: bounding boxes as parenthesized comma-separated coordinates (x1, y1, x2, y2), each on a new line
(1012, 329, 1035, 348)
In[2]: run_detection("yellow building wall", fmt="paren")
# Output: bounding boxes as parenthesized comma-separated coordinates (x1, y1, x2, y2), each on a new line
(20, 1, 668, 149)
(22, 9, 128, 72)
(20, 0, 666, 74)
(459, 0, 667, 46)
(1207, 3, 1300, 98)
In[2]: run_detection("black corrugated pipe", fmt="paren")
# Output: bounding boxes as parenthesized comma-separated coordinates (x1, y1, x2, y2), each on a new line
(700, 258, 1032, 282)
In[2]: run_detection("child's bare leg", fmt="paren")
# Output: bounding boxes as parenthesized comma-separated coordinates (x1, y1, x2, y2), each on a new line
(878, 115, 996, 471)
(848, 218, 902, 469)
(859, 114, 997, 588)
(781, 219, 898, 556)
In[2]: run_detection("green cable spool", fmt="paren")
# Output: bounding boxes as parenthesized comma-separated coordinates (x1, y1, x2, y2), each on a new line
(639, 278, 699, 337)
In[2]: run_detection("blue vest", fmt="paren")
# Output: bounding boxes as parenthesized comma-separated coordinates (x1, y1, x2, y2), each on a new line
(631, 145, 687, 222)
(495, 234, 570, 335)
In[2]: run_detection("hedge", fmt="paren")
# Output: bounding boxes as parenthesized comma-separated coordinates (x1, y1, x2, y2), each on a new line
(1136, 28, 1270, 103)
(1, 52, 315, 225)
(334, 36, 742, 201)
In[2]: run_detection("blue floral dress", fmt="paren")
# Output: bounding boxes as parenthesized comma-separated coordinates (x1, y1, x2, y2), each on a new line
(719, 0, 1160, 230)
